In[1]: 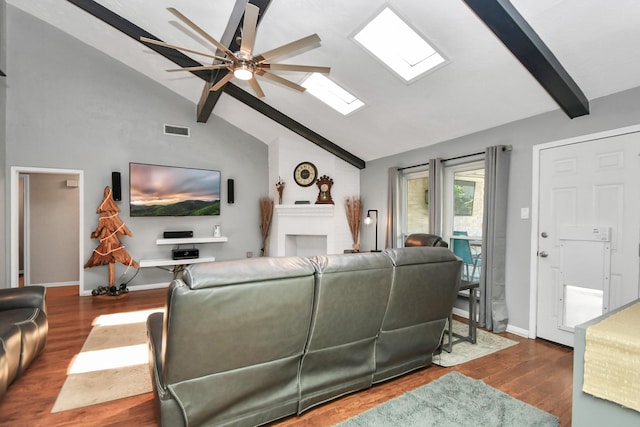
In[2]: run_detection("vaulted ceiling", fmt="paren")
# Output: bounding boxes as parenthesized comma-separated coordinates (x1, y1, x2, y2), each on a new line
(10, 0, 640, 166)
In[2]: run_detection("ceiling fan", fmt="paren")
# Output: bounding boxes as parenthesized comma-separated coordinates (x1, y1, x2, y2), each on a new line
(140, 4, 330, 98)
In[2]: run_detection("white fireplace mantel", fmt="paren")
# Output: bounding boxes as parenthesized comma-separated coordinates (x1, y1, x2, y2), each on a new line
(274, 204, 333, 217)
(269, 204, 338, 257)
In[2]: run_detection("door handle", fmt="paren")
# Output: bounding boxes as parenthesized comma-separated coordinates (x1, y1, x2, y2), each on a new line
(539, 251, 549, 258)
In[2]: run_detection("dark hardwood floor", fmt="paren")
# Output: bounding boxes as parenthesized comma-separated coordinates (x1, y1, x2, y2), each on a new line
(0, 286, 574, 426)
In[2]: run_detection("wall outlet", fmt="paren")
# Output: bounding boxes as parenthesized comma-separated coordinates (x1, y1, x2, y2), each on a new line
(246, 251, 253, 258)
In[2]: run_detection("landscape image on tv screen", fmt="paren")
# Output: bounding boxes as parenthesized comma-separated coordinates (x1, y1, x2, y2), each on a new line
(129, 162, 221, 217)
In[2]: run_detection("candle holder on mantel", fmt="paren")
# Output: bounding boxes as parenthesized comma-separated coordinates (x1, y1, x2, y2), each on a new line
(276, 178, 285, 204)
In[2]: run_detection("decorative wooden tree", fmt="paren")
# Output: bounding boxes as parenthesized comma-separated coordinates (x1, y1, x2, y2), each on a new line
(85, 186, 138, 294)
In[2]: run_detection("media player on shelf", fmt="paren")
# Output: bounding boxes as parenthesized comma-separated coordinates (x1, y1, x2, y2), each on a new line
(164, 231, 193, 239)
(172, 248, 199, 260)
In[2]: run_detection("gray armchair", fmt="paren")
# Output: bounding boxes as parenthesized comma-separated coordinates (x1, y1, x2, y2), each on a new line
(404, 233, 448, 248)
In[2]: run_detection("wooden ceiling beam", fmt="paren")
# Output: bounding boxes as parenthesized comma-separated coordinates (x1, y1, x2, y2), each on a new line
(464, 0, 589, 118)
(223, 83, 366, 169)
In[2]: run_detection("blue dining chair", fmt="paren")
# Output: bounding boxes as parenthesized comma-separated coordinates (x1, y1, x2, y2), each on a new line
(451, 231, 481, 281)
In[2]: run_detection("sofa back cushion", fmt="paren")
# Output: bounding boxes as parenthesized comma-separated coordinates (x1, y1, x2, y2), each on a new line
(307, 252, 394, 349)
(163, 256, 316, 385)
(382, 247, 461, 329)
(298, 252, 394, 412)
(374, 246, 461, 382)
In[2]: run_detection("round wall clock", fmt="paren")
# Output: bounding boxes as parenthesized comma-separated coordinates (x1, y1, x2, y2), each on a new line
(293, 161, 318, 187)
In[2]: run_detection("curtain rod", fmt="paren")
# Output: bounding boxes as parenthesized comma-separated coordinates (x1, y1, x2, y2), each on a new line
(397, 145, 511, 172)
(398, 151, 484, 171)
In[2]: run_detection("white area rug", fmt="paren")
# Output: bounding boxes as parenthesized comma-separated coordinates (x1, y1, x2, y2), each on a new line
(433, 320, 518, 367)
(51, 308, 161, 413)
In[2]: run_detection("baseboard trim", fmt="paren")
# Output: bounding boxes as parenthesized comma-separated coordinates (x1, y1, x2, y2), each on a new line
(452, 307, 470, 319)
(453, 307, 531, 339)
(31, 281, 78, 288)
(129, 282, 170, 291)
(505, 324, 529, 338)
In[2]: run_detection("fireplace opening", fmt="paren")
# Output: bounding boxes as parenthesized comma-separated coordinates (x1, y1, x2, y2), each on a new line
(285, 235, 328, 257)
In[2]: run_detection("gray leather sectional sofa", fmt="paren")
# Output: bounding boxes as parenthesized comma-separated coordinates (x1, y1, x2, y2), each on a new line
(147, 247, 462, 426)
(0, 286, 48, 400)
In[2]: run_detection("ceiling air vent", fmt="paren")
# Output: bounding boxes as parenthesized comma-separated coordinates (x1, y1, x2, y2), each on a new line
(164, 124, 190, 137)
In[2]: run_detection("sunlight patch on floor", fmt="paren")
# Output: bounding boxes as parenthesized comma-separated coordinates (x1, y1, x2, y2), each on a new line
(67, 344, 148, 374)
(92, 307, 163, 326)
(62, 307, 163, 375)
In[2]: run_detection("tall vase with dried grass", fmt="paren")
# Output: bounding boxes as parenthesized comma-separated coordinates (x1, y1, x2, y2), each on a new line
(275, 178, 285, 204)
(345, 196, 362, 252)
(259, 197, 274, 257)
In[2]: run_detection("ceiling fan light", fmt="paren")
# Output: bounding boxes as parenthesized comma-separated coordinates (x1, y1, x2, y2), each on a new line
(234, 64, 253, 80)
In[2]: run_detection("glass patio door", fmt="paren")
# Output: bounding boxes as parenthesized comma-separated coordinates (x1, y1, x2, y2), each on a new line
(443, 161, 485, 281)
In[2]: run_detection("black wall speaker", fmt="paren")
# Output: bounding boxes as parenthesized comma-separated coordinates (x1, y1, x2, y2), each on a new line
(227, 179, 235, 204)
(111, 171, 122, 201)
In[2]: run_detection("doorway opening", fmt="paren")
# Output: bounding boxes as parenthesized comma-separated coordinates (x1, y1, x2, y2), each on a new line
(10, 167, 84, 291)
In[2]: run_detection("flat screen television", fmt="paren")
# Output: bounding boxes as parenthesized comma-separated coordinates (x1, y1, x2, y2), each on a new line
(129, 162, 221, 217)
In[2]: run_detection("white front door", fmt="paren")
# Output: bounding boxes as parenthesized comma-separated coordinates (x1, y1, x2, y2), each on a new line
(535, 130, 640, 347)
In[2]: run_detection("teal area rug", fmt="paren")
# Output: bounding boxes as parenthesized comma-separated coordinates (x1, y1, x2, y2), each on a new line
(336, 372, 559, 427)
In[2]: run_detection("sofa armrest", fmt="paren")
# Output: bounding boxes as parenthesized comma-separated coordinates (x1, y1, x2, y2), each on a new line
(147, 312, 168, 398)
(147, 312, 164, 369)
(0, 287, 47, 313)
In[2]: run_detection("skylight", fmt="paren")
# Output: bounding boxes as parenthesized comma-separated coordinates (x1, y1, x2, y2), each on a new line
(302, 73, 365, 116)
(354, 7, 445, 83)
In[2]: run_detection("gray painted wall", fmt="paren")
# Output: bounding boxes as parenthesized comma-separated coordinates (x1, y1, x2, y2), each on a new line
(4, 6, 268, 292)
(0, 1, 5, 285)
(360, 86, 640, 332)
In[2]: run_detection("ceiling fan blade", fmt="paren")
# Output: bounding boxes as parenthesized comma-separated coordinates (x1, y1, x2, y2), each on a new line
(248, 76, 265, 98)
(210, 72, 234, 91)
(140, 37, 230, 62)
(255, 34, 321, 63)
(263, 63, 330, 74)
(257, 70, 305, 92)
(240, 4, 259, 57)
(166, 65, 229, 72)
(167, 7, 237, 59)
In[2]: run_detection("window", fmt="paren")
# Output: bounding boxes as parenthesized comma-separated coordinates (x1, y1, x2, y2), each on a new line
(353, 7, 446, 83)
(400, 168, 429, 243)
(444, 162, 485, 237)
(301, 73, 364, 115)
(454, 180, 476, 216)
